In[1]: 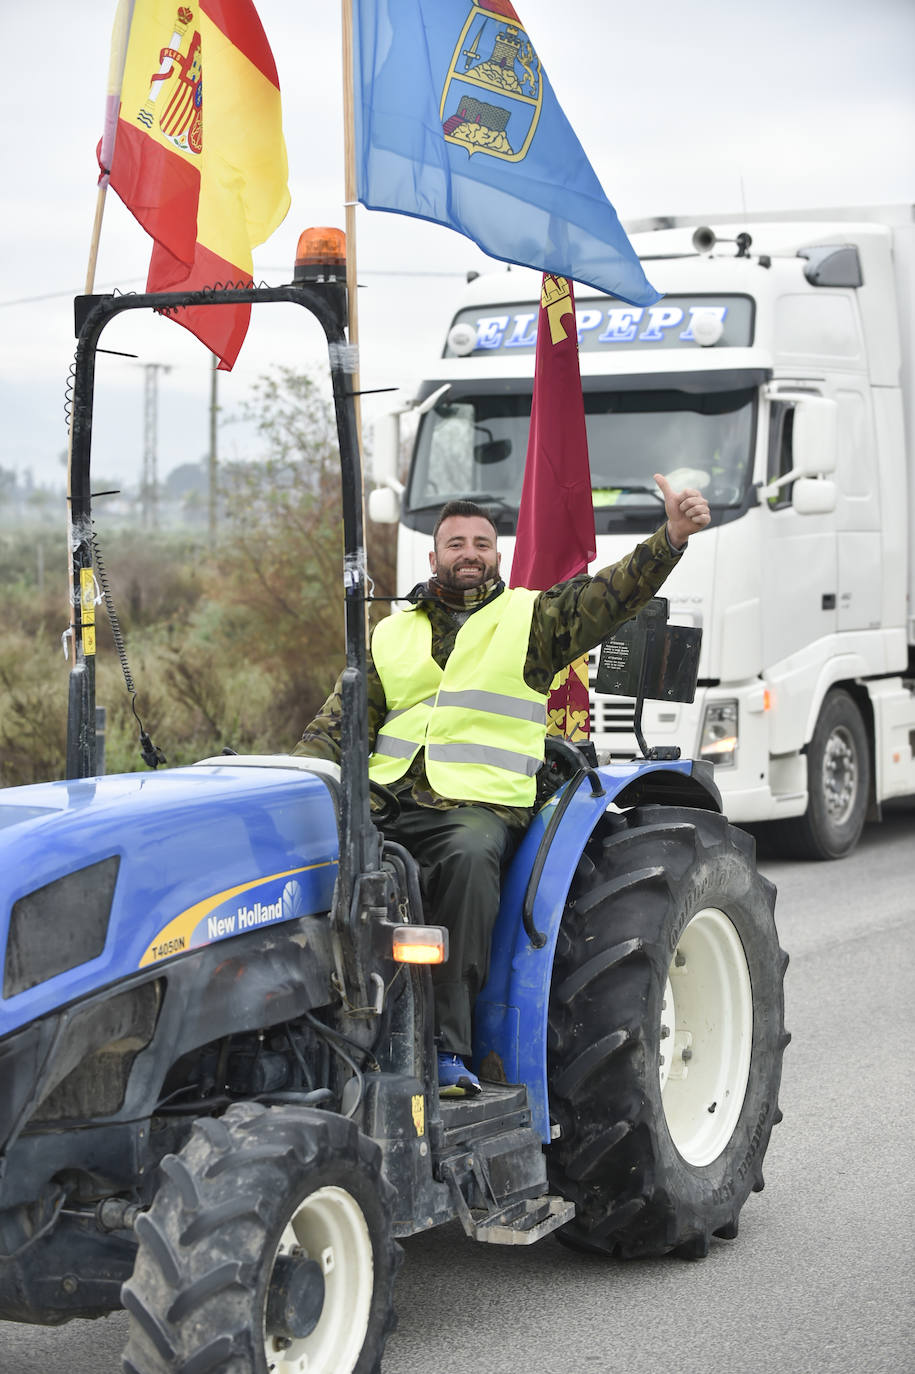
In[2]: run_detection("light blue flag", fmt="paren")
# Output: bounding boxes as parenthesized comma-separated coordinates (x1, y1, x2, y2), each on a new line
(352, 0, 660, 307)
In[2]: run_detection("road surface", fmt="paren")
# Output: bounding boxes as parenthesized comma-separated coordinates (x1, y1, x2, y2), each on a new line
(2, 801, 913, 1374)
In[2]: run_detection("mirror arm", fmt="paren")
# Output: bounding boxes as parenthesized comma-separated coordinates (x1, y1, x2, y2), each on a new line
(758, 468, 801, 500)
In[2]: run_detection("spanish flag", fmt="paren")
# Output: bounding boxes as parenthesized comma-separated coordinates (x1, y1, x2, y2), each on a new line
(509, 274, 597, 741)
(102, 0, 290, 369)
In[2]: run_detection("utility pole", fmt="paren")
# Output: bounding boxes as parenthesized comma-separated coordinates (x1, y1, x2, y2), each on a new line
(141, 363, 170, 527)
(208, 353, 218, 543)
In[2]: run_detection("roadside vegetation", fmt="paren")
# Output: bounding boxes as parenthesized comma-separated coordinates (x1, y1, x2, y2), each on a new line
(0, 368, 395, 786)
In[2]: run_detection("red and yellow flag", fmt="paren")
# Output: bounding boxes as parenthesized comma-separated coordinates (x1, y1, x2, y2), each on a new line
(509, 274, 597, 740)
(103, 0, 290, 369)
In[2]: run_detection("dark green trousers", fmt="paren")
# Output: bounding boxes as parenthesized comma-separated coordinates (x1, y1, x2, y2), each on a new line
(382, 800, 517, 1057)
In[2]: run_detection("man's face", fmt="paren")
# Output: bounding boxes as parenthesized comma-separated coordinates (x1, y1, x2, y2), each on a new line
(430, 515, 500, 591)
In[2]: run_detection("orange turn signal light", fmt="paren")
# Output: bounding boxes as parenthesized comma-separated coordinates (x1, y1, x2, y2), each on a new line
(391, 925, 449, 965)
(294, 227, 346, 282)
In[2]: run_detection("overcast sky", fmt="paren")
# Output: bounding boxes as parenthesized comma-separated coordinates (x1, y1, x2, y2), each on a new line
(1, 0, 913, 491)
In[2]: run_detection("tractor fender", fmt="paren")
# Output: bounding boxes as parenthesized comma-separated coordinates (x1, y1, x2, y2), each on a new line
(474, 759, 721, 1142)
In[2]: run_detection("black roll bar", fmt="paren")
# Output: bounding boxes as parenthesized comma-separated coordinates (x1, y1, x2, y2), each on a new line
(66, 281, 379, 958)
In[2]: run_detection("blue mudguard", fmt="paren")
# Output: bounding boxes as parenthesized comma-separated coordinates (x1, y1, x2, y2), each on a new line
(475, 760, 712, 1142)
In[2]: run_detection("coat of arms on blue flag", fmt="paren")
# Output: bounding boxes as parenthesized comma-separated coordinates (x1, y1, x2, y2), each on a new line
(441, 8, 542, 161)
(352, 0, 660, 307)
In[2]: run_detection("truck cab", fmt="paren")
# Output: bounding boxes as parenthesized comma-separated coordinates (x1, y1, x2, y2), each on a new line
(370, 207, 915, 857)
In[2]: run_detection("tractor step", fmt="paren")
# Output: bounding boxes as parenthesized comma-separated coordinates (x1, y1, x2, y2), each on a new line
(438, 1082, 532, 1150)
(440, 1159, 574, 1245)
(435, 1082, 575, 1245)
(471, 1196, 575, 1245)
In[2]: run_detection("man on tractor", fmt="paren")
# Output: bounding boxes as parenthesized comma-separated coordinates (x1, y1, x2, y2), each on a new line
(295, 472, 710, 1095)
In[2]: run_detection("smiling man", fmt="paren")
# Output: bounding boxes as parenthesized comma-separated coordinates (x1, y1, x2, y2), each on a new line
(432, 508, 502, 590)
(295, 477, 710, 1096)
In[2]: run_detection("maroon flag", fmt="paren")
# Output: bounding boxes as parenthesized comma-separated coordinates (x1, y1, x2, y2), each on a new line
(510, 274, 596, 738)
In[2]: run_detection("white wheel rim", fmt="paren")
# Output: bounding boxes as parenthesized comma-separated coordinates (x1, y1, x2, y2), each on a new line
(659, 907, 753, 1167)
(264, 1184, 374, 1374)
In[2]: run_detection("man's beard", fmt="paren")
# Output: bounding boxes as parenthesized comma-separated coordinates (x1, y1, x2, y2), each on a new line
(434, 559, 497, 591)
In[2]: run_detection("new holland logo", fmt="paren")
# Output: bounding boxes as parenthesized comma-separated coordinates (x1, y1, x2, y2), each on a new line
(138, 864, 336, 969)
(440, 2, 542, 162)
(135, 5, 202, 155)
(231, 880, 307, 935)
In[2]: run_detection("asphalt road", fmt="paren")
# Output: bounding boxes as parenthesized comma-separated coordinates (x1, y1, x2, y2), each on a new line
(2, 801, 913, 1374)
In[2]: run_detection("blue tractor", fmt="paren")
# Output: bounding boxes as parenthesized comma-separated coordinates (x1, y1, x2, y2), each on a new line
(0, 258, 788, 1373)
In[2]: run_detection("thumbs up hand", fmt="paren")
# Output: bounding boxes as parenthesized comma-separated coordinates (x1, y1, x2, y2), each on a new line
(653, 472, 711, 550)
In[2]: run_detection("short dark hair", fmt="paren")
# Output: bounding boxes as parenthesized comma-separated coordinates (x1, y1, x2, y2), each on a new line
(432, 500, 498, 547)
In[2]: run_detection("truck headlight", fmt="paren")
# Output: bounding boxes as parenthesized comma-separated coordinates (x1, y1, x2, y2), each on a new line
(700, 701, 738, 767)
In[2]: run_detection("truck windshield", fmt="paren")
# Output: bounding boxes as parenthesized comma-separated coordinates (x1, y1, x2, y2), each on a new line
(407, 386, 756, 530)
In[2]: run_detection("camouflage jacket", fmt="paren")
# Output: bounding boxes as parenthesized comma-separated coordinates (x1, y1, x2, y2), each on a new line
(294, 524, 682, 830)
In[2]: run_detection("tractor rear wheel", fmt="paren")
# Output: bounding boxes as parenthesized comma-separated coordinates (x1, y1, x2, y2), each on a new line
(122, 1102, 400, 1374)
(547, 805, 789, 1258)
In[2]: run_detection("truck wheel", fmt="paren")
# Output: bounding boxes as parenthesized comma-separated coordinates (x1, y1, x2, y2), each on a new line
(547, 805, 788, 1259)
(122, 1103, 400, 1374)
(775, 689, 870, 860)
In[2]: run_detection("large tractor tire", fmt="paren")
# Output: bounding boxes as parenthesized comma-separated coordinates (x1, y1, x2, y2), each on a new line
(122, 1102, 400, 1374)
(768, 688, 870, 860)
(547, 805, 788, 1259)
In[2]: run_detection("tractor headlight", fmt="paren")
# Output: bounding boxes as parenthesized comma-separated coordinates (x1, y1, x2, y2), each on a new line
(700, 701, 739, 767)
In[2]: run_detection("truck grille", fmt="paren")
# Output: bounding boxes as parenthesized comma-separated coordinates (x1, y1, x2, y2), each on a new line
(589, 692, 638, 759)
(588, 643, 637, 757)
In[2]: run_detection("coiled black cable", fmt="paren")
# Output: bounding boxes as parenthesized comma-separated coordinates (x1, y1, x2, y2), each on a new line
(91, 526, 166, 769)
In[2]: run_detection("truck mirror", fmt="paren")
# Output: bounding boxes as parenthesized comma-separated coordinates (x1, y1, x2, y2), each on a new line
(792, 477, 837, 516)
(475, 438, 512, 465)
(368, 485, 401, 524)
(792, 396, 838, 477)
(371, 412, 401, 483)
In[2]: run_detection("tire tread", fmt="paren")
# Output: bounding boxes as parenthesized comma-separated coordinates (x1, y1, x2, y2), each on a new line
(547, 804, 788, 1260)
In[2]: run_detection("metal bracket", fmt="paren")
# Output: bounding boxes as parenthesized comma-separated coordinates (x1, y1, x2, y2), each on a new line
(440, 1159, 575, 1246)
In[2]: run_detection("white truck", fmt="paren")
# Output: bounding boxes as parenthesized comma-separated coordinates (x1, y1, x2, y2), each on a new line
(368, 205, 915, 858)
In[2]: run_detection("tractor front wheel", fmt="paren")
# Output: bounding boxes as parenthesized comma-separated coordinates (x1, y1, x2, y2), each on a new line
(122, 1102, 400, 1374)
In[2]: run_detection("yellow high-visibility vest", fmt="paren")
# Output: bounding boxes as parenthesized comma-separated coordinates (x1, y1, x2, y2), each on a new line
(368, 588, 546, 806)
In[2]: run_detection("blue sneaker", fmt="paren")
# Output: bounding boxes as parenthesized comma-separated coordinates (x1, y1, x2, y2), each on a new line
(437, 1051, 482, 1097)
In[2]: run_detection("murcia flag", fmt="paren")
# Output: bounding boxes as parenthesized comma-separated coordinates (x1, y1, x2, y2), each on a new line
(510, 274, 596, 741)
(102, 0, 290, 369)
(352, 0, 658, 307)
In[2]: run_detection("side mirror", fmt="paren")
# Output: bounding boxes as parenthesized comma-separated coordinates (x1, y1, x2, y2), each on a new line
(792, 396, 838, 477)
(368, 485, 401, 524)
(759, 394, 839, 501)
(792, 477, 837, 515)
(371, 412, 402, 484)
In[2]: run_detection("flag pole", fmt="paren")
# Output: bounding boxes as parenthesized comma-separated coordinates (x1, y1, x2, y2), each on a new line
(84, 0, 130, 291)
(341, 0, 362, 449)
(66, 0, 133, 674)
(84, 186, 109, 296)
(341, 0, 371, 655)
(86, 0, 133, 293)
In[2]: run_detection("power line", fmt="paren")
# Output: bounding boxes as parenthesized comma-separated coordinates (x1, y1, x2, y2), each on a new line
(0, 279, 146, 308)
(0, 266, 472, 310)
